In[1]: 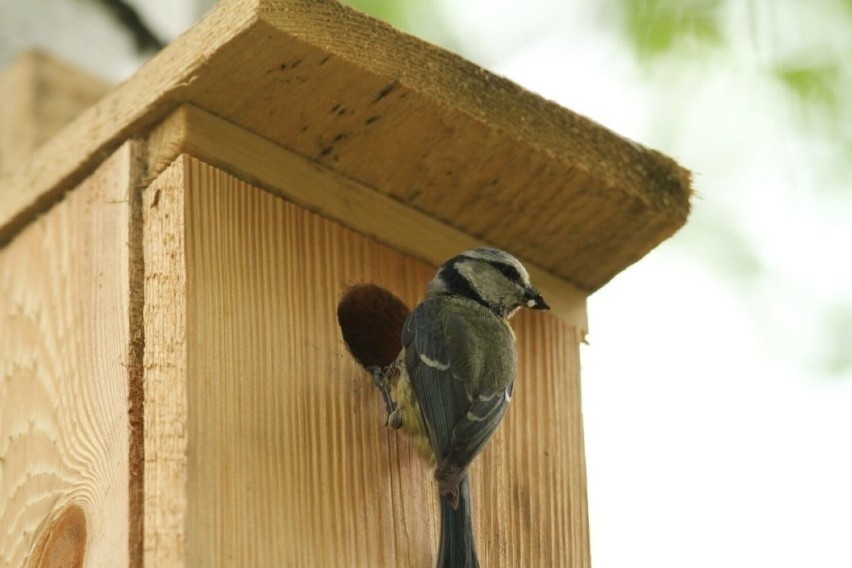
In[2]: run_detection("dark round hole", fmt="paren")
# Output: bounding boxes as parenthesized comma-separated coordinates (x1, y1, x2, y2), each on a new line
(337, 284, 410, 369)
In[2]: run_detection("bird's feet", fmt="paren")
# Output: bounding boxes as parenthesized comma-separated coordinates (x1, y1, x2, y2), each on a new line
(367, 365, 400, 428)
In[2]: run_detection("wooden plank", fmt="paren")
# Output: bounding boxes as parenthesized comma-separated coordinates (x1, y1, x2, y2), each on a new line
(0, 50, 110, 177)
(145, 104, 588, 331)
(0, 0, 691, 291)
(142, 154, 589, 565)
(0, 144, 133, 566)
(142, 155, 189, 567)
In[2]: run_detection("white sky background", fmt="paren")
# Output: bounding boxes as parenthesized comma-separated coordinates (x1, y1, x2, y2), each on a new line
(425, 1, 852, 566)
(3, 0, 850, 565)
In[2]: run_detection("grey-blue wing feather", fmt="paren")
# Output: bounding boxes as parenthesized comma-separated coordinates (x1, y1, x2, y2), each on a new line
(404, 297, 516, 476)
(449, 389, 511, 468)
(403, 299, 462, 458)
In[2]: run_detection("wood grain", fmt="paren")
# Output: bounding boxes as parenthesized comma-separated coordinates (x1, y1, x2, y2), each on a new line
(0, 145, 132, 567)
(144, 104, 588, 331)
(142, 155, 589, 566)
(142, 155, 189, 567)
(0, 0, 690, 291)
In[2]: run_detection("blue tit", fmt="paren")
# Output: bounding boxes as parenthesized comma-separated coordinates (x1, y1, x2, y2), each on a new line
(372, 247, 549, 568)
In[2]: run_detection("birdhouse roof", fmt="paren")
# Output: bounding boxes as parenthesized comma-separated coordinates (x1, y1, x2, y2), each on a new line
(0, 0, 691, 293)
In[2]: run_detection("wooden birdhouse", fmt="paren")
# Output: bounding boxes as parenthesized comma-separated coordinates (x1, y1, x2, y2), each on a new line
(0, 1, 691, 566)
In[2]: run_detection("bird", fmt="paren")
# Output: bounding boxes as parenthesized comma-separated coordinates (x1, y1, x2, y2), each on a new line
(370, 247, 549, 567)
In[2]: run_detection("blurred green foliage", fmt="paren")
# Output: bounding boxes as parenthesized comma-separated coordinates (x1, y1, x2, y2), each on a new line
(775, 62, 839, 108)
(619, 0, 722, 58)
(343, 0, 408, 26)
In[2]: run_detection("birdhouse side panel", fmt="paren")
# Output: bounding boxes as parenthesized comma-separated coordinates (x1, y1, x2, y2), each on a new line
(0, 145, 133, 566)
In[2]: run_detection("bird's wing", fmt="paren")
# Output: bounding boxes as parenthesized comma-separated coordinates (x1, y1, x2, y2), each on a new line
(402, 298, 464, 459)
(444, 383, 512, 471)
(403, 297, 516, 472)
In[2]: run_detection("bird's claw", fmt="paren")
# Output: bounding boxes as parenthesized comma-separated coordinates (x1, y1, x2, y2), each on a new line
(367, 365, 399, 426)
(387, 408, 402, 430)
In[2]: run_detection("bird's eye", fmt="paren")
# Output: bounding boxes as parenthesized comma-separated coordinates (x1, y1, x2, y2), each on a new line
(498, 264, 520, 281)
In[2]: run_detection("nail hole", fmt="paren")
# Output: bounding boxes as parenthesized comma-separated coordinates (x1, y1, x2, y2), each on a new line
(337, 284, 410, 369)
(30, 504, 87, 568)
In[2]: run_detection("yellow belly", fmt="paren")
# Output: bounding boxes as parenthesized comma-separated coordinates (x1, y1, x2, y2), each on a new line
(390, 362, 435, 464)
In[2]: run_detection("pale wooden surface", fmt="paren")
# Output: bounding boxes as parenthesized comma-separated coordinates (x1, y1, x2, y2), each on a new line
(145, 104, 588, 331)
(142, 157, 189, 567)
(0, 50, 110, 177)
(141, 155, 589, 566)
(0, 145, 132, 567)
(0, 0, 691, 291)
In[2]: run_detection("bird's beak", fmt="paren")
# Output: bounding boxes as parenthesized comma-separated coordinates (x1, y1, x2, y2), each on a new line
(524, 287, 550, 310)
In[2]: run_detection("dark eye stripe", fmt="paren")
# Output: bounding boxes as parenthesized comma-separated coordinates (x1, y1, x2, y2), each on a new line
(491, 261, 522, 282)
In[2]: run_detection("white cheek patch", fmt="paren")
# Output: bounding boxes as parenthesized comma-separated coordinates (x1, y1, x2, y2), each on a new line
(526, 298, 537, 307)
(419, 353, 450, 371)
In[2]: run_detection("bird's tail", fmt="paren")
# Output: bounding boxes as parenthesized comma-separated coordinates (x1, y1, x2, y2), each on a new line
(438, 473, 479, 568)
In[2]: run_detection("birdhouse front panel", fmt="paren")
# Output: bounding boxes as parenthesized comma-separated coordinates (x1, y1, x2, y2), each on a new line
(141, 154, 589, 566)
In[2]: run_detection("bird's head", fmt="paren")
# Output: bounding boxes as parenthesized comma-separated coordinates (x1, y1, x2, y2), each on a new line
(426, 247, 549, 319)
